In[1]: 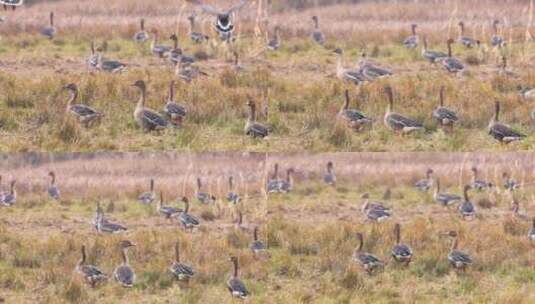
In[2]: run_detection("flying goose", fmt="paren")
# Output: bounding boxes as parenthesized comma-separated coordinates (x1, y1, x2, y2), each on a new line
(1, 180, 16, 206)
(150, 29, 172, 58)
(470, 167, 493, 191)
(490, 20, 505, 48)
(227, 256, 249, 299)
(338, 89, 372, 130)
(311, 15, 325, 45)
(47, 171, 60, 200)
(415, 168, 434, 192)
(458, 185, 476, 220)
(245, 98, 270, 138)
(132, 80, 168, 132)
(177, 197, 200, 232)
(133, 18, 149, 42)
(323, 161, 336, 186)
(267, 26, 281, 51)
(41, 11, 56, 39)
(157, 192, 183, 219)
(403, 24, 419, 48)
(76, 245, 107, 288)
(458, 22, 478, 48)
(433, 178, 461, 206)
(353, 232, 384, 274)
(442, 39, 465, 73)
(250, 226, 269, 258)
(421, 35, 447, 64)
(168, 34, 195, 66)
(114, 240, 136, 288)
(383, 86, 424, 134)
(187, 15, 209, 43)
(192, 0, 249, 42)
(196, 178, 216, 204)
(163, 80, 187, 127)
(333, 49, 365, 85)
(391, 223, 413, 265)
(445, 231, 473, 271)
(488, 101, 525, 144)
(169, 240, 195, 282)
(96, 53, 127, 73)
(432, 86, 458, 131)
(138, 178, 156, 204)
(63, 83, 103, 127)
(226, 176, 241, 204)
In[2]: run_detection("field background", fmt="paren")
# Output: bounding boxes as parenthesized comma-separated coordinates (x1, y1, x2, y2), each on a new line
(1, 0, 535, 152)
(0, 152, 535, 303)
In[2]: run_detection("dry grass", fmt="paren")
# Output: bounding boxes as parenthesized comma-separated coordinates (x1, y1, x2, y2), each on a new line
(1, 1, 535, 151)
(1, 152, 535, 303)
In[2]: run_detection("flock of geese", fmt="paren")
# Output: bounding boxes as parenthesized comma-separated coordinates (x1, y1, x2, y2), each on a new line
(1, 2, 534, 143)
(1, 160, 535, 296)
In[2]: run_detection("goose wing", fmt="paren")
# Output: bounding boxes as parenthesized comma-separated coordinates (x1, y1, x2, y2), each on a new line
(180, 213, 200, 227)
(48, 186, 60, 200)
(227, 277, 249, 298)
(436, 193, 461, 205)
(433, 107, 458, 122)
(415, 179, 431, 191)
(141, 109, 168, 129)
(403, 35, 418, 48)
(392, 244, 413, 259)
(246, 122, 269, 138)
(312, 31, 325, 45)
(423, 50, 447, 62)
(101, 60, 126, 72)
(170, 262, 195, 279)
(79, 265, 107, 281)
(114, 265, 135, 287)
(386, 112, 423, 129)
(70, 104, 99, 117)
(489, 122, 525, 141)
(443, 57, 464, 72)
(164, 102, 187, 118)
(448, 250, 472, 265)
(459, 201, 475, 215)
(362, 65, 392, 80)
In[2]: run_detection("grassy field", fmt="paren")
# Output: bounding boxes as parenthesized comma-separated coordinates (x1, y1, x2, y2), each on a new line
(0, 152, 535, 303)
(1, 0, 535, 152)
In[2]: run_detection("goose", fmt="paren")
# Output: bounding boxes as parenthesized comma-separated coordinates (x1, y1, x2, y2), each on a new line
(235, 210, 250, 232)
(114, 240, 136, 288)
(177, 197, 200, 232)
(132, 80, 168, 132)
(168, 34, 195, 66)
(384, 86, 424, 134)
(157, 192, 183, 219)
(226, 176, 241, 204)
(169, 240, 195, 282)
(187, 15, 209, 43)
(76, 245, 107, 288)
(41, 11, 56, 39)
(490, 20, 505, 48)
(133, 18, 149, 42)
(362, 199, 391, 222)
(92, 202, 105, 231)
(403, 24, 419, 48)
(333, 49, 365, 85)
(138, 178, 156, 204)
(503, 172, 519, 191)
(277, 168, 294, 193)
(391, 223, 413, 265)
(488, 101, 526, 143)
(421, 35, 447, 64)
(433, 86, 458, 131)
(323, 161, 336, 186)
(470, 167, 493, 191)
(267, 163, 281, 193)
(338, 89, 372, 130)
(458, 185, 476, 220)
(358, 53, 393, 81)
(415, 168, 434, 192)
(232, 51, 245, 71)
(96, 210, 127, 234)
(442, 39, 464, 73)
(458, 22, 478, 48)
(162, 80, 187, 127)
(196, 178, 216, 204)
(250, 226, 269, 258)
(529, 218, 535, 241)
(0, 175, 4, 202)
(267, 26, 281, 51)
(96, 53, 127, 73)
(47, 171, 60, 200)
(353, 232, 384, 274)
(511, 198, 529, 221)
(193, 0, 249, 42)
(245, 98, 270, 138)
(499, 56, 518, 78)
(227, 256, 249, 299)
(1, 180, 16, 206)
(175, 63, 207, 82)
(63, 83, 103, 127)
(433, 178, 461, 206)
(517, 85, 535, 101)
(150, 29, 172, 58)
(87, 41, 99, 69)
(445, 231, 472, 271)
(311, 16, 325, 45)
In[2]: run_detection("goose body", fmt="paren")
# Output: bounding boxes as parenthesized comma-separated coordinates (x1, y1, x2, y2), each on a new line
(96, 54, 127, 73)
(95, 205, 127, 234)
(245, 99, 270, 138)
(361, 200, 392, 222)
(433, 179, 461, 206)
(114, 240, 136, 288)
(488, 101, 525, 143)
(353, 233, 383, 274)
(358, 54, 393, 81)
(384, 86, 424, 133)
(77, 245, 107, 287)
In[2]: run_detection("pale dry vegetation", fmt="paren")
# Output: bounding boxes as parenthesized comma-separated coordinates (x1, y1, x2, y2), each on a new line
(1, 1, 535, 151)
(0, 152, 535, 303)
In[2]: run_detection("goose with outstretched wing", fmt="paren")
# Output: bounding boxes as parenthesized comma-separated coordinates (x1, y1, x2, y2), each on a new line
(189, 0, 249, 42)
